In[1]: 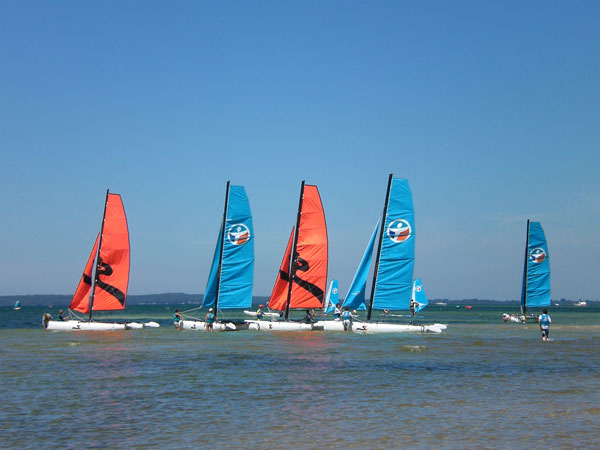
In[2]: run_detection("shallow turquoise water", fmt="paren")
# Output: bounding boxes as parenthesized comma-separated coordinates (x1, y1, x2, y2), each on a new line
(1, 305, 599, 449)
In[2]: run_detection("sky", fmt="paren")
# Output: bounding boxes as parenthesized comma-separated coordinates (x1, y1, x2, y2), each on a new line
(1, 1, 599, 301)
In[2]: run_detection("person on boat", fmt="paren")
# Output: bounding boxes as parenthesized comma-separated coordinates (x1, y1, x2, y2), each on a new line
(256, 304, 264, 320)
(333, 303, 342, 321)
(57, 310, 69, 321)
(205, 308, 215, 331)
(538, 308, 551, 341)
(301, 309, 315, 324)
(342, 307, 353, 332)
(409, 299, 416, 318)
(173, 309, 183, 328)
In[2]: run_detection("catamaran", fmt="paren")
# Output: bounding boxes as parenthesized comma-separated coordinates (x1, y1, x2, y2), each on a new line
(314, 175, 446, 333)
(43, 190, 159, 331)
(246, 181, 327, 331)
(322, 279, 339, 315)
(502, 220, 550, 323)
(13, 300, 21, 310)
(178, 182, 254, 331)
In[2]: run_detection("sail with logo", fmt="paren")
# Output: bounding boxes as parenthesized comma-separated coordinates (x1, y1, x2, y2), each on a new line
(502, 220, 550, 323)
(179, 182, 254, 331)
(248, 181, 328, 331)
(412, 279, 428, 314)
(315, 175, 446, 333)
(43, 190, 159, 330)
(323, 280, 339, 314)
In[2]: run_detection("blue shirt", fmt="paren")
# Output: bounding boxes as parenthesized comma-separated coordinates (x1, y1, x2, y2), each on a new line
(342, 311, 352, 321)
(539, 314, 551, 329)
(206, 313, 215, 324)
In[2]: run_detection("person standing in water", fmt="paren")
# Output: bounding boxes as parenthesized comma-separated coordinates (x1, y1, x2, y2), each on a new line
(342, 307, 353, 332)
(173, 309, 183, 329)
(539, 308, 551, 341)
(205, 308, 215, 331)
(256, 304, 264, 320)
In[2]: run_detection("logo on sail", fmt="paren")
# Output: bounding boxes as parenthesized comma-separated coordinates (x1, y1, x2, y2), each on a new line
(332, 288, 338, 295)
(416, 285, 422, 292)
(228, 224, 250, 245)
(387, 219, 412, 243)
(529, 247, 546, 263)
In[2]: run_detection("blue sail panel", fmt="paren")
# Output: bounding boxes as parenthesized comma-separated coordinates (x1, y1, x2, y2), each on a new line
(372, 178, 415, 311)
(324, 280, 339, 313)
(343, 221, 379, 311)
(202, 226, 222, 308)
(523, 221, 550, 309)
(413, 278, 428, 313)
(217, 185, 254, 309)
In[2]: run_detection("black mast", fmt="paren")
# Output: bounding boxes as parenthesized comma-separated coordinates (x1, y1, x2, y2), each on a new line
(521, 219, 531, 315)
(88, 189, 110, 321)
(367, 174, 394, 321)
(284, 181, 305, 321)
(213, 181, 230, 321)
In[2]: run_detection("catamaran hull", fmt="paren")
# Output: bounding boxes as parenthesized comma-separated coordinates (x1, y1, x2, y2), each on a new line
(245, 320, 313, 331)
(43, 319, 159, 331)
(502, 313, 525, 323)
(243, 310, 282, 318)
(313, 321, 447, 333)
(178, 320, 237, 331)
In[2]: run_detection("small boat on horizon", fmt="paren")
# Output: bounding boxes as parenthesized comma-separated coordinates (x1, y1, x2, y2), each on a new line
(13, 300, 21, 310)
(574, 300, 587, 307)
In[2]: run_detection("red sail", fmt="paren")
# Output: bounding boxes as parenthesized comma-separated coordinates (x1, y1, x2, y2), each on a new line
(69, 234, 100, 313)
(268, 227, 295, 311)
(289, 185, 328, 309)
(92, 193, 130, 311)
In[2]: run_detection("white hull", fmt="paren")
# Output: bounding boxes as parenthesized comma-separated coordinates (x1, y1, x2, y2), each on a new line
(245, 320, 313, 331)
(314, 320, 447, 333)
(43, 319, 159, 331)
(178, 320, 236, 331)
(502, 313, 525, 323)
(243, 310, 282, 318)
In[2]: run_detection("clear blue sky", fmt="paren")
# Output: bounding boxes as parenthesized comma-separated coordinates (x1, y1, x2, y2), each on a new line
(1, 1, 598, 300)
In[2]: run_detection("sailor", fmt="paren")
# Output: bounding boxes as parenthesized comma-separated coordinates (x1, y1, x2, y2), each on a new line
(173, 309, 183, 328)
(205, 308, 215, 332)
(333, 303, 342, 321)
(302, 309, 315, 324)
(342, 306, 353, 332)
(57, 310, 67, 321)
(409, 299, 416, 317)
(538, 308, 551, 341)
(256, 304, 265, 320)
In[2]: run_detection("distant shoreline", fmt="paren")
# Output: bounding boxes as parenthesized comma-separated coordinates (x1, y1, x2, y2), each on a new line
(1, 294, 596, 307)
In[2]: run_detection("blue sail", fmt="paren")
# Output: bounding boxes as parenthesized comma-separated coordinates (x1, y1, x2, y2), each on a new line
(521, 221, 550, 311)
(324, 280, 339, 313)
(343, 220, 379, 311)
(413, 279, 428, 313)
(372, 178, 415, 311)
(203, 185, 254, 310)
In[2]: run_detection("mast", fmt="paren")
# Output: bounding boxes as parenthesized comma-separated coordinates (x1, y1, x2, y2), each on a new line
(521, 219, 531, 315)
(284, 180, 305, 320)
(88, 189, 110, 321)
(367, 174, 393, 321)
(213, 181, 230, 320)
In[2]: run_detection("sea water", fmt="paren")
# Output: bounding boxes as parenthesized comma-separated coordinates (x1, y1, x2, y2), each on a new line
(1, 305, 599, 449)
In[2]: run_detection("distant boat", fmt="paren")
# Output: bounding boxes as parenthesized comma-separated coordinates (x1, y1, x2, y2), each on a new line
(314, 175, 445, 333)
(412, 279, 428, 314)
(179, 182, 254, 332)
(465, 305, 472, 310)
(435, 302, 447, 306)
(247, 181, 328, 331)
(13, 300, 21, 310)
(42, 190, 159, 331)
(574, 301, 587, 307)
(323, 279, 339, 314)
(503, 220, 550, 323)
